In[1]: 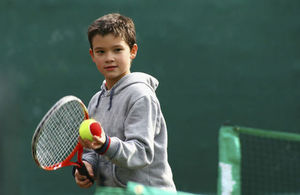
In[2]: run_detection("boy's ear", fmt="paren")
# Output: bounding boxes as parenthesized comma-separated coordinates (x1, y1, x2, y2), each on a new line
(89, 48, 95, 62)
(130, 44, 138, 60)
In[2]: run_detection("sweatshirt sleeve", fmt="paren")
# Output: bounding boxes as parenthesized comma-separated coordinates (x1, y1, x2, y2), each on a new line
(102, 95, 158, 169)
(82, 148, 99, 173)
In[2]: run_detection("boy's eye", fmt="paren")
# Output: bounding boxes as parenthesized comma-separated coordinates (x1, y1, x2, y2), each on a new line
(96, 50, 105, 54)
(115, 48, 123, 52)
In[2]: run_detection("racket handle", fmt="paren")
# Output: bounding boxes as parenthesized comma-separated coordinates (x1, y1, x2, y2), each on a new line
(76, 163, 94, 183)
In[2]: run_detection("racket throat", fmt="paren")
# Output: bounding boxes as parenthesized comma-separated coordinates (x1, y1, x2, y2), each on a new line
(76, 143, 84, 165)
(61, 144, 84, 168)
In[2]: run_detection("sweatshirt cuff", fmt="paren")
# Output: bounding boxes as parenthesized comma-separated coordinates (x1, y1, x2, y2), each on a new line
(100, 137, 120, 160)
(94, 135, 111, 155)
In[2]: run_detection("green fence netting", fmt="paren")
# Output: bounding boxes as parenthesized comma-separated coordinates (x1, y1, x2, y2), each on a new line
(94, 182, 199, 195)
(218, 126, 300, 195)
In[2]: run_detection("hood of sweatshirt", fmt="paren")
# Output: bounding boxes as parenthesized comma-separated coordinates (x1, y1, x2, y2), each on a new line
(95, 72, 159, 110)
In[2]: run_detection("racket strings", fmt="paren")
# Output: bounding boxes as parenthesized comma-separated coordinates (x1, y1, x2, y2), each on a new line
(35, 100, 85, 167)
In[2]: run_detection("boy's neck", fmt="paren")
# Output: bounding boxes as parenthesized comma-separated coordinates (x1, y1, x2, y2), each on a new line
(105, 71, 130, 90)
(105, 82, 113, 90)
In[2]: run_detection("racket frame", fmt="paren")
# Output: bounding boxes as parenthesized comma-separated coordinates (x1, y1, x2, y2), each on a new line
(31, 95, 89, 171)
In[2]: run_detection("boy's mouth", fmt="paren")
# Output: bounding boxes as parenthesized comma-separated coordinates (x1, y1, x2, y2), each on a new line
(104, 66, 117, 71)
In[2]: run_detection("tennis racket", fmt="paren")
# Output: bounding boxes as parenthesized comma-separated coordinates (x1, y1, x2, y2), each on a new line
(31, 95, 94, 182)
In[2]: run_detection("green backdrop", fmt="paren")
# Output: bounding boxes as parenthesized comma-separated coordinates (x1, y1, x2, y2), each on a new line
(1, 0, 300, 194)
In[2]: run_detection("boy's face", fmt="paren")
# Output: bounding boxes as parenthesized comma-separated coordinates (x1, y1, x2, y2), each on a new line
(89, 34, 138, 89)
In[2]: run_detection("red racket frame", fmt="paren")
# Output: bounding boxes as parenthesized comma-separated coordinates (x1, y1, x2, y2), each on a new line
(32, 96, 89, 171)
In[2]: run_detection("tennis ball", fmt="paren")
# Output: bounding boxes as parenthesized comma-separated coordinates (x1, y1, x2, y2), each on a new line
(79, 119, 102, 141)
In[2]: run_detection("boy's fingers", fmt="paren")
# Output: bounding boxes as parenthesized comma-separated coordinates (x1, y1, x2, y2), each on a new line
(91, 136, 103, 149)
(75, 169, 87, 180)
(75, 169, 93, 188)
(78, 137, 87, 147)
(76, 178, 92, 188)
(82, 181, 93, 188)
(79, 137, 93, 148)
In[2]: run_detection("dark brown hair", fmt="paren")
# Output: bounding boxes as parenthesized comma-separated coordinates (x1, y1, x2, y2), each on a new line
(88, 13, 136, 50)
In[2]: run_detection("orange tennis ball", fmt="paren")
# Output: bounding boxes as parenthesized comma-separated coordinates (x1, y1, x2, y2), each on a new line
(79, 119, 102, 141)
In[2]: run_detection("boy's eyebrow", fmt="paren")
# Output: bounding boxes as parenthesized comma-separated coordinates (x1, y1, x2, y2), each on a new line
(93, 46, 104, 50)
(94, 44, 124, 50)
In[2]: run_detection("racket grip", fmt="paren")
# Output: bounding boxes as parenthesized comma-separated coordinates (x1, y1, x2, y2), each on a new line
(76, 163, 94, 183)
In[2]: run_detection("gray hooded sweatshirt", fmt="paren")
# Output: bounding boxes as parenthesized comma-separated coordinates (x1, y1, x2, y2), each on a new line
(83, 72, 176, 191)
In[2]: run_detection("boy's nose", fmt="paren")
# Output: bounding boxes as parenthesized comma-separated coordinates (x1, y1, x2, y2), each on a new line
(105, 52, 115, 63)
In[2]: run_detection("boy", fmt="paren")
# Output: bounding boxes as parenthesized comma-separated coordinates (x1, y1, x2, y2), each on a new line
(73, 13, 176, 191)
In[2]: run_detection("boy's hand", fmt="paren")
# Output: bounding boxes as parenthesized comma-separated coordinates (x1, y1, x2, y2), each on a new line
(74, 161, 94, 188)
(79, 131, 106, 150)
